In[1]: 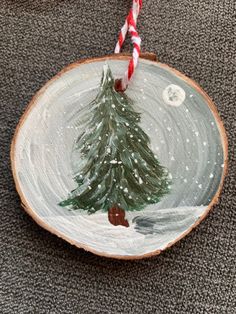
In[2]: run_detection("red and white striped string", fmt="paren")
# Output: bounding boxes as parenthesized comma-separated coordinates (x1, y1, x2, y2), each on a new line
(115, 0, 142, 91)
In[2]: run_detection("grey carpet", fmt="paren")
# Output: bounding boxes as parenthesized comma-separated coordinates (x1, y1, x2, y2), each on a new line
(0, 1, 235, 313)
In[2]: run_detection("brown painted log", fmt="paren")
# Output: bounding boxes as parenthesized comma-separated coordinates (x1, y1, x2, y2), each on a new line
(108, 206, 129, 228)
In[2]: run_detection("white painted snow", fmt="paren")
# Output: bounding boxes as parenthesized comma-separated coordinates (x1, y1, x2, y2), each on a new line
(43, 206, 207, 256)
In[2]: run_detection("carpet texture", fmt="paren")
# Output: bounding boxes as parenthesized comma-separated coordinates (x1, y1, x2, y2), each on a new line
(0, 1, 235, 313)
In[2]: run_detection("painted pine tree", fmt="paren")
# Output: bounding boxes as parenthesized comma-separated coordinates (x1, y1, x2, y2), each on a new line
(60, 65, 170, 227)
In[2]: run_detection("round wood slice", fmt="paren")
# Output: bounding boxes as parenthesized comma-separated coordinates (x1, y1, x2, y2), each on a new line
(11, 54, 228, 259)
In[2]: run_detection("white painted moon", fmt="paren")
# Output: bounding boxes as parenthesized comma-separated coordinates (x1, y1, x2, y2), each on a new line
(162, 84, 186, 107)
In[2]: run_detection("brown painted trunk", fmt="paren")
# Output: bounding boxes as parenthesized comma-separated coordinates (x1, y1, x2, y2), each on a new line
(108, 206, 129, 227)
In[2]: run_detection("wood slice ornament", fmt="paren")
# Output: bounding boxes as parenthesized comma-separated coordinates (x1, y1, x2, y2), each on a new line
(11, 1, 227, 259)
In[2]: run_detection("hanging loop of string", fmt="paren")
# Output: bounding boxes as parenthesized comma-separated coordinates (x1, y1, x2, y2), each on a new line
(114, 0, 142, 91)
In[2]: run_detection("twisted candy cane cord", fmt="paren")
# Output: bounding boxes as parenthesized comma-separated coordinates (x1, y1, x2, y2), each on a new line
(115, 0, 142, 91)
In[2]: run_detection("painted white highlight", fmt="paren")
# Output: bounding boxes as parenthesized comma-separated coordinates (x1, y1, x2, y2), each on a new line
(139, 177, 143, 184)
(110, 160, 117, 164)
